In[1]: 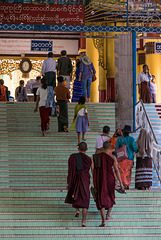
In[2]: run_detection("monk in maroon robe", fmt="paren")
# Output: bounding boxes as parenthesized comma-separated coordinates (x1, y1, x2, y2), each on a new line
(65, 142, 92, 227)
(92, 141, 124, 227)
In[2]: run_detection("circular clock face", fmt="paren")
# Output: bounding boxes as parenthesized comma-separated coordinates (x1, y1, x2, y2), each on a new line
(22, 61, 30, 71)
(20, 59, 32, 73)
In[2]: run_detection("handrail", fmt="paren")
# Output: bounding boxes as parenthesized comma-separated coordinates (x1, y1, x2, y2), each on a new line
(135, 99, 161, 183)
(135, 99, 158, 143)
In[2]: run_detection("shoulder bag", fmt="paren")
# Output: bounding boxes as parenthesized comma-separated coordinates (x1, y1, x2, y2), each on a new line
(116, 136, 128, 162)
(88, 66, 97, 82)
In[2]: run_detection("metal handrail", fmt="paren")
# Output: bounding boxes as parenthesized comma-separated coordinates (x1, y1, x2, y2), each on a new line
(135, 99, 158, 143)
(135, 99, 161, 183)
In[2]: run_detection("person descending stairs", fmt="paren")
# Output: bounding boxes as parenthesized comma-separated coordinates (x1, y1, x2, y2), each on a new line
(0, 102, 161, 239)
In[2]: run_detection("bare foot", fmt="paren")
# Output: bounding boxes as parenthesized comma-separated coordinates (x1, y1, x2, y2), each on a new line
(99, 223, 105, 227)
(46, 123, 49, 130)
(124, 185, 129, 190)
(42, 131, 45, 137)
(75, 210, 79, 217)
(82, 224, 86, 227)
(82, 138, 86, 141)
(63, 126, 69, 133)
(106, 215, 113, 220)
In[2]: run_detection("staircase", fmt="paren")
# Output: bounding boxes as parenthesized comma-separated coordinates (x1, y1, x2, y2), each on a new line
(0, 102, 161, 239)
(145, 103, 161, 145)
(143, 103, 161, 188)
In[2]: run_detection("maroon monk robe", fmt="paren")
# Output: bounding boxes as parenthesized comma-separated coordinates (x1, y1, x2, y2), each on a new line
(93, 152, 115, 210)
(141, 81, 152, 103)
(65, 153, 92, 209)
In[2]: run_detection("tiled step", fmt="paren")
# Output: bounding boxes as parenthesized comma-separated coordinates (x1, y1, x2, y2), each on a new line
(0, 189, 160, 198)
(0, 226, 161, 235)
(1, 211, 161, 220)
(1, 143, 96, 149)
(0, 207, 161, 219)
(0, 196, 161, 204)
(0, 218, 160, 227)
(0, 235, 161, 240)
(1, 205, 160, 213)
(0, 130, 116, 135)
(0, 133, 110, 138)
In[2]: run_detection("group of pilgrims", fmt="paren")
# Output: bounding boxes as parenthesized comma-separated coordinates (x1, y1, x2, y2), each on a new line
(29, 51, 161, 227)
(65, 126, 161, 227)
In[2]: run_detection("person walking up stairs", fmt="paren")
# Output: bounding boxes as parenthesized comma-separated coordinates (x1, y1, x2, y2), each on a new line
(0, 102, 161, 239)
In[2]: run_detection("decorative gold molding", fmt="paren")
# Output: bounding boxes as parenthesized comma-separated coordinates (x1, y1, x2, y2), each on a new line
(0, 59, 43, 78)
(87, 22, 107, 70)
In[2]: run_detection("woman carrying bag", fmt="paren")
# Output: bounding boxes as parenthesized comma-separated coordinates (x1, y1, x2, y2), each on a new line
(116, 125, 138, 190)
(79, 54, 96, 102)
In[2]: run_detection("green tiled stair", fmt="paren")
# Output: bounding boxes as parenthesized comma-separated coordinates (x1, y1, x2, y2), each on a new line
(0, 102, 161, 239)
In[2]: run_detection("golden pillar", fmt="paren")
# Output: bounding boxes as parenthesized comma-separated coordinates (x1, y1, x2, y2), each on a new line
(98, 37, 107, 102)
(106, 35, 114, 79)
(142, 39, 161, 103)
(106, 29, 115, 102)
(86, 38, 99, 102)
(137, 50, 146, 101)
(146, 54, 161, 103)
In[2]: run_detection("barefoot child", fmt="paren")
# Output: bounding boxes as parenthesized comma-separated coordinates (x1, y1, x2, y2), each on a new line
(34, 77, 52, 137)
(73, 96, 89, 145)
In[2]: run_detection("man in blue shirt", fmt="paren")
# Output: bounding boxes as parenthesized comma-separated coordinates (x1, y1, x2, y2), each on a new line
(79, 54, 96, 102)
(41, 52, 56, 88)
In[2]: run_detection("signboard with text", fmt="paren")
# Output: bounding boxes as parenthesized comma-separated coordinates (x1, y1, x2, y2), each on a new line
(0, 39, 79, 55)
(155, 42, 161, 54)
(0, 3, 84, 26)
(31, 40, 53, 52)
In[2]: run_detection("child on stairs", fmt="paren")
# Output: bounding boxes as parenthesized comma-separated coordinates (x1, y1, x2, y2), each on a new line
(72, 96, 89, 145)
(34, 77, 52, 137)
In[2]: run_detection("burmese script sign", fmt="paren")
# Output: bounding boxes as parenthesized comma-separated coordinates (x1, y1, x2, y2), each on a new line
(0, 3, 84, 25)
(155, 42, 161, 54)
(31, 40, 53, 52)
(0, 39, 79, 55)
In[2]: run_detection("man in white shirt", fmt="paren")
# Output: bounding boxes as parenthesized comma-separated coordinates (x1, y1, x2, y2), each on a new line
(41, 52, 56, 88)
(138, 64, 152, 103)
(95, 126, 110, 154)
(31, 76, 41, 102)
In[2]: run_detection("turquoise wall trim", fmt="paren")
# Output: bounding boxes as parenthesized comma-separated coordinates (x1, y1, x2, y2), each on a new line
(1, 24, 161, 33)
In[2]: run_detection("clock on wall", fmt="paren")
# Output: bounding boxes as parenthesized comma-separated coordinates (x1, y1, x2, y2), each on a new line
(20, 58, 32, 74)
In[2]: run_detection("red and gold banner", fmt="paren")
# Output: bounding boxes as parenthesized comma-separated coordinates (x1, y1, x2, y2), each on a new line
(0, 3, 84, 25)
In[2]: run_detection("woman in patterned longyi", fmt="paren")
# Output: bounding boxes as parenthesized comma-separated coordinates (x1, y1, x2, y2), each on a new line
(135, 129, 161, 190)
(116, 125, 138, 190)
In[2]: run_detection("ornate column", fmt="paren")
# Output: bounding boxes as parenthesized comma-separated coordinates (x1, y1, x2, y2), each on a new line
(91, 32, 107, 102)
(86, 37, 99, 102)
(145, 41, 161, 103)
